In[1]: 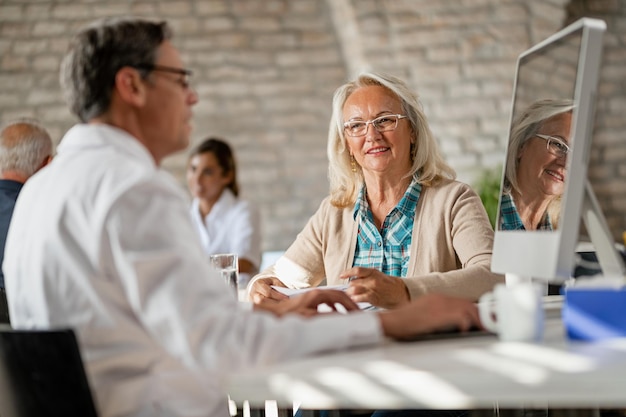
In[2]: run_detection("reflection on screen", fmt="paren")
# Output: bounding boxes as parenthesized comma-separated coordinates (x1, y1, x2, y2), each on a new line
(498, 32, 581, 232)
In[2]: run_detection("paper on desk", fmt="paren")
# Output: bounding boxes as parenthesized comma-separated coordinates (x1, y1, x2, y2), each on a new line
(271, 285, 375, 311)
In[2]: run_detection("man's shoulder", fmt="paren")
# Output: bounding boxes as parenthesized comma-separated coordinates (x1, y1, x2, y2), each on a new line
(0, 180, 23, 195)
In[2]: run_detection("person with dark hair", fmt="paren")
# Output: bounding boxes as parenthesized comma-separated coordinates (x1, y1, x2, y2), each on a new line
(4, 17, 482, 417)
(187, 137, 261, 279)
(0, 118, 53, 323)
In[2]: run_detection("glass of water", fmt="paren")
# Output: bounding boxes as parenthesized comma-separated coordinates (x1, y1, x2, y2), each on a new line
(209, 253, 239, 297)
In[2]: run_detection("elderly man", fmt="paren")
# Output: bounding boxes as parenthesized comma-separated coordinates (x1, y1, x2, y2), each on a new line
(0, 119, 53, 323)
(4, 17, 480, 417)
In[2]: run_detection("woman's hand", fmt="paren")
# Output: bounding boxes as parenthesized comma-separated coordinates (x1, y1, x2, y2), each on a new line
(377, 293, 481, 340)
(254, 289, 360, 318)
(248, 277, 289, 304)
(341, 267, 410, 309)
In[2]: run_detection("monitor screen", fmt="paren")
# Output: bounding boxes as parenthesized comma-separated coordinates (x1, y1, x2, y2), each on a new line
(491, 18, 607, 284)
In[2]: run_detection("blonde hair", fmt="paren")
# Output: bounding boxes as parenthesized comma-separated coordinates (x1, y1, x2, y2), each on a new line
(505, 98, 574, 195)
(327, 72, 455, 208)
(504, 98, 574, 230)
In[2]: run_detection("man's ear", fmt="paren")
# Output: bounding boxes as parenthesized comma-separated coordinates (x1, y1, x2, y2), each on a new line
(33, 154, 52, 174)
(114, 67, 148, 107)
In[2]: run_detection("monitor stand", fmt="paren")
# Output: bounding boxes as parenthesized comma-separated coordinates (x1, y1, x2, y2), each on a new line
(581, 180, 626, 278)
(505, 273, 532, 286)
(505, 274, 549, 296)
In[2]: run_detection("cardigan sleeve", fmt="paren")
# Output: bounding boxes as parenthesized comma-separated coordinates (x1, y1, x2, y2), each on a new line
(249, 198, 333, 290)
(403, 181, 504, 301)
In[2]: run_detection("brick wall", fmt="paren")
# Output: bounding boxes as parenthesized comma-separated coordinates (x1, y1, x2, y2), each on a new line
(0, 0, 623, 251)
(566, 0, 626, 240)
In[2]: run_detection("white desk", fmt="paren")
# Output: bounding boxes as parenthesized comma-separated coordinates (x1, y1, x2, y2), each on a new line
(225, 315, 626, 410)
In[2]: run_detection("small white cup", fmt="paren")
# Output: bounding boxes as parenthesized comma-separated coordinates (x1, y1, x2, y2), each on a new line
(209, 253, 239, 297)
(478, 283, 544, 342)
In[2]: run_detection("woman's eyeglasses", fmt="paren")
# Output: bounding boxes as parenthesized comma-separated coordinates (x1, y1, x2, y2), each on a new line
(343, 114, 407, 137)
(535, 134, 570, 158)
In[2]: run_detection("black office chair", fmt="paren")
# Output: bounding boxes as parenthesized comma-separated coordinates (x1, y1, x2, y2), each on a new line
(0, 288, 10, 324)
(0, 327, 99, 417)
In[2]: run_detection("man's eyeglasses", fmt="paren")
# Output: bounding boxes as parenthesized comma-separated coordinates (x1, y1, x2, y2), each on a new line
(343, 114, 407, 137)
(535, 134, 570, 158)
(134, 64, 193, 90)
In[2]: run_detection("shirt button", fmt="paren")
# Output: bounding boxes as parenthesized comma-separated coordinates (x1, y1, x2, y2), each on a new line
(377, 241, 382, 247)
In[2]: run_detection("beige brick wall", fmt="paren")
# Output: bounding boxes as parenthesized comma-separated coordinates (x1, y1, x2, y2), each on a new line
(566, 0, 626, 240)
(0, 0, 624, 252)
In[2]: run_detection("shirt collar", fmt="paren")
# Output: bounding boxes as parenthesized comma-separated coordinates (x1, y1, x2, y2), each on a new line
(204, 189, 236, 221)
(499, 193, 553, 231)
(57, 124, 158, 171)
(353, 174, 422, 220)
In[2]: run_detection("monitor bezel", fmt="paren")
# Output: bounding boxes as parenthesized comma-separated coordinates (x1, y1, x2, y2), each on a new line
(491, 18, 607, 284)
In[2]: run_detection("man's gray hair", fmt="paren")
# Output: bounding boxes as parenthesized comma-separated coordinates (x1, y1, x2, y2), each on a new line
(60, 17, 172, 122)
(0, 118, 53, 178)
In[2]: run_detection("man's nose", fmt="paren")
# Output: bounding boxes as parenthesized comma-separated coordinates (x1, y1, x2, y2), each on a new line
(188, 88, 199, 105)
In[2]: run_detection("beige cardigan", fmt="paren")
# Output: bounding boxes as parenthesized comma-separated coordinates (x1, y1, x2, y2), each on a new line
(254, 179, 504, 301)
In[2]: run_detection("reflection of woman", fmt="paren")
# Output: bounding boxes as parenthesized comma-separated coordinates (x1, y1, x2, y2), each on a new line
(187, 138, 261, 276)
(501, 99, 574, 231)
(249, 72, 502, 309)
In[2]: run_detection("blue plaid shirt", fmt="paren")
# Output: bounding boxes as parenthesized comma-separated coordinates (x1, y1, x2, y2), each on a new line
(352, 177, 421, 277)
(499, 192, 552, 231)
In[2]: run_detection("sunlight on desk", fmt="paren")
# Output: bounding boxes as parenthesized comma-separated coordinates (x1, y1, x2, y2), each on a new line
(314, 366, 399, 405)
(268, 360, 474, 409)
(490, 343, 595, 372)
(364, 360, 471, 408)
(227, 315, 626, 410)
(455, 349, 549, 385)
(270, 373, 337, 408)
(271, 367, 402, 409)
(454, 342, 598, 386)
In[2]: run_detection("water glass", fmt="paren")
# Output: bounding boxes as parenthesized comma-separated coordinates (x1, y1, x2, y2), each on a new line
(209, 253, 239, 296)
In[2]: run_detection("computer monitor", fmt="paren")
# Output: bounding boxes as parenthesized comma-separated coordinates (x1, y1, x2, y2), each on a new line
(491, 17, 625, 285)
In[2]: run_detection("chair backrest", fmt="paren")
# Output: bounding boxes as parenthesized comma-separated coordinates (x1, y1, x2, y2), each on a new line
(0, 288, 10, 324)
(0, 327, 99, 417)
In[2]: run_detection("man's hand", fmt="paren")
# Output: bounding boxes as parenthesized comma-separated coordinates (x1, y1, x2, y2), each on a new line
(248, 277, 289, 304)
(341, 267, 410, 309)
(377, 293, 481, 340)
(254, 289, 360, 318)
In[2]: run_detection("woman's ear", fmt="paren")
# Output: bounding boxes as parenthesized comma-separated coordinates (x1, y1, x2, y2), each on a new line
(224, 169, 235, 185)
(114, 67, 148, 107)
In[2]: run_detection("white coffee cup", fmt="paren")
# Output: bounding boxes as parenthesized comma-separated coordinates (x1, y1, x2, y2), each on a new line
(478, 283, 544, 342)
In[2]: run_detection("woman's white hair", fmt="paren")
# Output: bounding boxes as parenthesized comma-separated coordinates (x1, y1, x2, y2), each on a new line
(327, 71, 455, 208)
(504, 98, 574, 229)
(504, 98, 575, 195)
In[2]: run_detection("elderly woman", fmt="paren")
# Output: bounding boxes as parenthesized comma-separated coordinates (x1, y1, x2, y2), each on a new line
(500, 99, 574, 231)
(249, 72, 502, 309)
